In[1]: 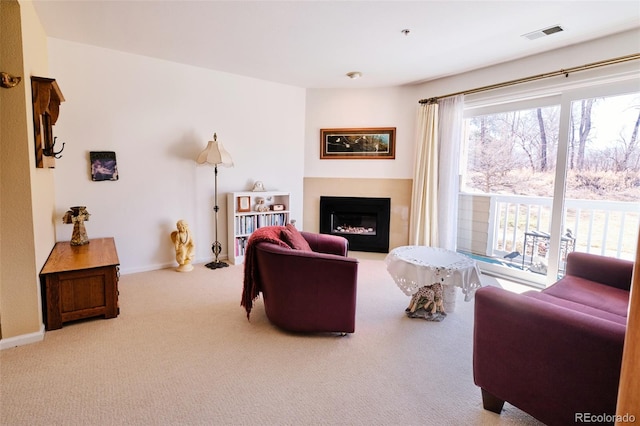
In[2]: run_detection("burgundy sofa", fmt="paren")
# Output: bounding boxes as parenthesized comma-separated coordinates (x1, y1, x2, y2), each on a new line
(473, 252, 634, 426)
(253, 231, 359, 334)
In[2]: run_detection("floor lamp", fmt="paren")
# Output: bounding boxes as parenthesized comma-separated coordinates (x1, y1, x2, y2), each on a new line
(197, 133, 234, 269)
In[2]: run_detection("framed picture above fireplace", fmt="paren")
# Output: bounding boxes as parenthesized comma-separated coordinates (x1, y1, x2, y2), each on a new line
(320, 127, 396, 160)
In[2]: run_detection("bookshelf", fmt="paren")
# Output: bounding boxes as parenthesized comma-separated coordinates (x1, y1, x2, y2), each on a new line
(227, 191, 290, 265)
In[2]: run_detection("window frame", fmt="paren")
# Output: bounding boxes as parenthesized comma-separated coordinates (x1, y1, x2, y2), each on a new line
(459, 69, 640, 286)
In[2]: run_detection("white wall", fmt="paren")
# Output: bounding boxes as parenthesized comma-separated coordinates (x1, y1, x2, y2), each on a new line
(304, 87, 416, 179)
(48, 39, 305, 274)
(305, 29, 640, 180)
(302, 30, 639, 252)
(46, 29, 638, 274)
(411, 29, 640, 104)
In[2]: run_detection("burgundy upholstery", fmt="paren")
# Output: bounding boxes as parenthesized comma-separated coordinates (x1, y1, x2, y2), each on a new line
(473, 252, 633, 426)
(253, 231, 359, 333)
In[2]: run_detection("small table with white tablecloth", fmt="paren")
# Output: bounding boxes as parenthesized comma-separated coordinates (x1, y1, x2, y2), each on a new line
(385, 246, 482, 321)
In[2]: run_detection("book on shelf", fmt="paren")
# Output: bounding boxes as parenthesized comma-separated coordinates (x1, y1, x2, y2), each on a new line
(235, 237, 248, 257)
(228, 191, 291, 264)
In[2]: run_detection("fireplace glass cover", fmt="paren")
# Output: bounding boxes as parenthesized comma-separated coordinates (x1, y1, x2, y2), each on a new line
(320, 196, 390, 253)
(331, 213, 377, 235)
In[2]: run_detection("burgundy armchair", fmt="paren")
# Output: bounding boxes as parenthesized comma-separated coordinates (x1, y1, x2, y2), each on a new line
(252, 230, 359, 334)
(473, 252, 633, 425)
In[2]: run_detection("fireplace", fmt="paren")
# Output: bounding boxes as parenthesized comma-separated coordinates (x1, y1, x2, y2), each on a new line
(319, 196, 391, 253)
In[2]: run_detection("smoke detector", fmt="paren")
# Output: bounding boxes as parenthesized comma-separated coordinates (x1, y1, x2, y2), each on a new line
(522, 25, 564, 41)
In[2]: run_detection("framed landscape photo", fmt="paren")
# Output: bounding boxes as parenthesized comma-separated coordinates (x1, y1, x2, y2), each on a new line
(320, 127, 396, 159)
(90, 151, 119, 181)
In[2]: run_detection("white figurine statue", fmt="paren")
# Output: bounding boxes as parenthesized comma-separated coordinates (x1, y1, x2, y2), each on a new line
(171, 220, 195, 272)
(254, 197, 270, 212)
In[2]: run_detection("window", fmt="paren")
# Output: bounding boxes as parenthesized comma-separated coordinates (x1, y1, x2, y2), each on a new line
(458, 79, 639, 286)
(564, 92, 640, 259)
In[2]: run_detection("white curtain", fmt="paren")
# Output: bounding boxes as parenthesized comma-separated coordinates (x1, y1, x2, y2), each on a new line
(409, 95, 464, 248)
(437, 95, 464, 250)
(409, 101, 439, 246)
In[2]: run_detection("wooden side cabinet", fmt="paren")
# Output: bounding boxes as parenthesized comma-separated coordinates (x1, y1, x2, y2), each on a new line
(40, 237, 120, 330)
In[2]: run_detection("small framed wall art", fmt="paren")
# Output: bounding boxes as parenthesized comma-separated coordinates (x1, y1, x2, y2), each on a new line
(320, 127, 396, 160)
(90, 151, 119, 181)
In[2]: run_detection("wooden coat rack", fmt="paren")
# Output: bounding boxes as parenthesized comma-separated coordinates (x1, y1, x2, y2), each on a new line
(31, 76, 65, 168)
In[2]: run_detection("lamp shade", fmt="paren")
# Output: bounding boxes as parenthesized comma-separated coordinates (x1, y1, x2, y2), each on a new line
(196, 134, 234, 167)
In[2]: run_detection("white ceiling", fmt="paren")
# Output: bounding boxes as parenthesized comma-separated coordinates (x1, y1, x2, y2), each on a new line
(32, 0, 640, 89)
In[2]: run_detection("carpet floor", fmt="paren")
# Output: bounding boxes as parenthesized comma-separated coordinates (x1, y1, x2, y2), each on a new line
(0, 254, 543, 425)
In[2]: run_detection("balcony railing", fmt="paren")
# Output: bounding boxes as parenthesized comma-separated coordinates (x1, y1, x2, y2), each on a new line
(458, 193, 640, 273)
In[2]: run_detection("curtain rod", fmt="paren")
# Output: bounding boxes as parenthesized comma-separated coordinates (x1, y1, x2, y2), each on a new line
(418, 53, 640, 104)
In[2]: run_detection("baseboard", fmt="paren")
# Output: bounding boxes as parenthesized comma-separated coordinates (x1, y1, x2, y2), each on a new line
(120, 254, 231, 275)
(0, 323, 45, 350)
(120, 262, 176, 275)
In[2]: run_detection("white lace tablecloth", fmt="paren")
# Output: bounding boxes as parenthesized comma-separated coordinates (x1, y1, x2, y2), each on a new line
(385, 246, 482, 302)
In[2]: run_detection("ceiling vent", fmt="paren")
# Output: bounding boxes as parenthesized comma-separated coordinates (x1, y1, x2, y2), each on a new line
(522, 25, 564, 41)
